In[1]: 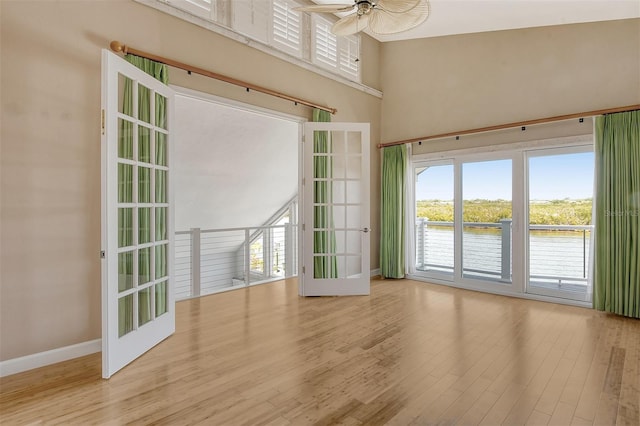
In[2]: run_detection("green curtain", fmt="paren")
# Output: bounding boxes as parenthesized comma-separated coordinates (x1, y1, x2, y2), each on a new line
(313, 109, 338, 278)
(118, 55, 169, 336)
(380, 145, 407, 279)
(594, 110, 640, 318)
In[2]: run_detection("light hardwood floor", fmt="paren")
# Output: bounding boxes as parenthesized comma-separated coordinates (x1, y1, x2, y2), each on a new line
(1, 278, 639, 425)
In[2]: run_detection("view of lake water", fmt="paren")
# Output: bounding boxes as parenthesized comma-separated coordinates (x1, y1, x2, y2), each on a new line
(416, 226, 591, 284)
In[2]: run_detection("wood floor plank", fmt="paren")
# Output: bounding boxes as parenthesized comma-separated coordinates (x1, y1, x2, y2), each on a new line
(616, 321, 640, 426)
(548, 401, 576, 425)
(526, 409, 551, 426)
(535, 357, 577, 415)
(2, 278, 640, 425)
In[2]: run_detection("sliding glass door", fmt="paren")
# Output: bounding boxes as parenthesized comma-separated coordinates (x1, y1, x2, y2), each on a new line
(462, 159, 513, 284)
(413, 155, 515, 292)
(414, 162, 454, 279)
(411, 141, 594, 304)
(526, 147, 594, 301)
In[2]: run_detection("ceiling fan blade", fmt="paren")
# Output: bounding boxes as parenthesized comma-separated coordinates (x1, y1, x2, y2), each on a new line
(293, 4, 355, 13)
(375, 0, 424, 14)
(368, 0, 430, 34)
(331, 13, 370, 36)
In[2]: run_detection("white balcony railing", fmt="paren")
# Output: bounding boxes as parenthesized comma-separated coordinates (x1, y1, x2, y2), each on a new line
(415, 218, 592, 289)
(175, 224, 297, 300)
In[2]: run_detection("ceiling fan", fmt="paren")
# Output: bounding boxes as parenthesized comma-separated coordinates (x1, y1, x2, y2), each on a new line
(294, 0, 431, 36)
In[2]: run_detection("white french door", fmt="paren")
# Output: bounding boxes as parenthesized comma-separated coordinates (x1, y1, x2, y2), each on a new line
(301, 122, 370, 296)
(101, 50, 175, 378)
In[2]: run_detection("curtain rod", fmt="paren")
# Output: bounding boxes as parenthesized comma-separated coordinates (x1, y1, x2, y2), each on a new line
(377, 104, 640, 149)
(110, 41, 337, 115)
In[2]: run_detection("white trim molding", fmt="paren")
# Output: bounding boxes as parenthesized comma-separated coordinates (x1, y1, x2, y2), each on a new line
(0, 339, 101, 378)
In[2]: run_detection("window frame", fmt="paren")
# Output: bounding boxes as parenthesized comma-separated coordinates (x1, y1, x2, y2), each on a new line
(523, 144, 595, 302)
(137, 0, 365, 85)
(409, 134, 595, 307)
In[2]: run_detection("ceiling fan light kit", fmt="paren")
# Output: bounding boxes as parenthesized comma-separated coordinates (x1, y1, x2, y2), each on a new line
(294, 0, 431, 36)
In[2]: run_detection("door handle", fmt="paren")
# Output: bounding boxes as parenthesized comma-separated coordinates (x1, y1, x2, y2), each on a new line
(361, 227, 371, 233)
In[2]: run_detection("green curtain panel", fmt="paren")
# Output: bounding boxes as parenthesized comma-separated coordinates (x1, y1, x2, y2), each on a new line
(125, 54, 169, 84)
(118, 55, 169, 337)
(594, 110, 640, 318)
(380, 145, 407, 279)
(312, 109, 338, 278)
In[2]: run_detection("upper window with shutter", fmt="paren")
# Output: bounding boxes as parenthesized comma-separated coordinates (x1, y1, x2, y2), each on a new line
(166, 0, 216, 21)
(312, 15, 338, 68)
(312, 15, 359, 81)
(136, 0, 363, 84)
(271, 0, 302, 57)
(338, 34, 359, 80)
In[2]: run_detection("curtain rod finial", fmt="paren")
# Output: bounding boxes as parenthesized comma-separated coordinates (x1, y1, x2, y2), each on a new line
(110, 41, 125, 53)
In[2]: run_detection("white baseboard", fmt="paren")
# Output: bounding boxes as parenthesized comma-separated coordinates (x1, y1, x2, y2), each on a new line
(370, 268, 381, 277)
(0, 339, 101, 378)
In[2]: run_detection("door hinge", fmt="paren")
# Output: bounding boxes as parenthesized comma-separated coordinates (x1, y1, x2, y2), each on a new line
(302, 266, 305, 274)
(302, 178, 305, 186)
(101, 109, 105, 135)
(100, 250, 106, 259)
(302, 224, 305, 231)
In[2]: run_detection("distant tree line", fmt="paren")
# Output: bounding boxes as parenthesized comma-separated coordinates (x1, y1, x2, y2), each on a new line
(416, 199, 593, 225)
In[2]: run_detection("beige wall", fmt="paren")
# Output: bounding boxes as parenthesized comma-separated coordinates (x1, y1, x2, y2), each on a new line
(0, 0, 382, 361)
(2, 0, 638, 364)
(380, 18, 640, 149)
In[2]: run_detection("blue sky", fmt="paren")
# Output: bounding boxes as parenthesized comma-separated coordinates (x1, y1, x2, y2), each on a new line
(416, 152, 594, 201)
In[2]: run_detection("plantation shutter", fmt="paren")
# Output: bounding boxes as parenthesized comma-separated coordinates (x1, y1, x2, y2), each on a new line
(272, 0, 302, 57)
(168, 0, 215, 21)
(338, 34, 359, 80)
(313, 16, 338, 68)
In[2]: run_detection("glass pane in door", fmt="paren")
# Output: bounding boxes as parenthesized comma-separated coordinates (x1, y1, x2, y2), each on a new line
(139, 208, 152, 244)
(312, 130, 363, 279)
(462, 159, 512, 283)
(118, 294, 134, 337)
(155, 281, 168, 317)
(156, 207, 167, 241)
(139, 126, 151, 163)
(528, 151, 594, 300)
(138, 84, 152, 124)
(118, 251, 134, 292)
(118, 118, 134, 160)
(138, 288, 152, 326)
(118, 208, 133, 248)
(115, 74, 171, 340)
(415, 164, 454, 277)
(139, 167, 151, 203)
(156, 132, 167, 166)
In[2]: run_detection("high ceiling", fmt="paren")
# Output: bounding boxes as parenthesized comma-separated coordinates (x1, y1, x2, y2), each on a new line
(315, 0, 640, 42)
